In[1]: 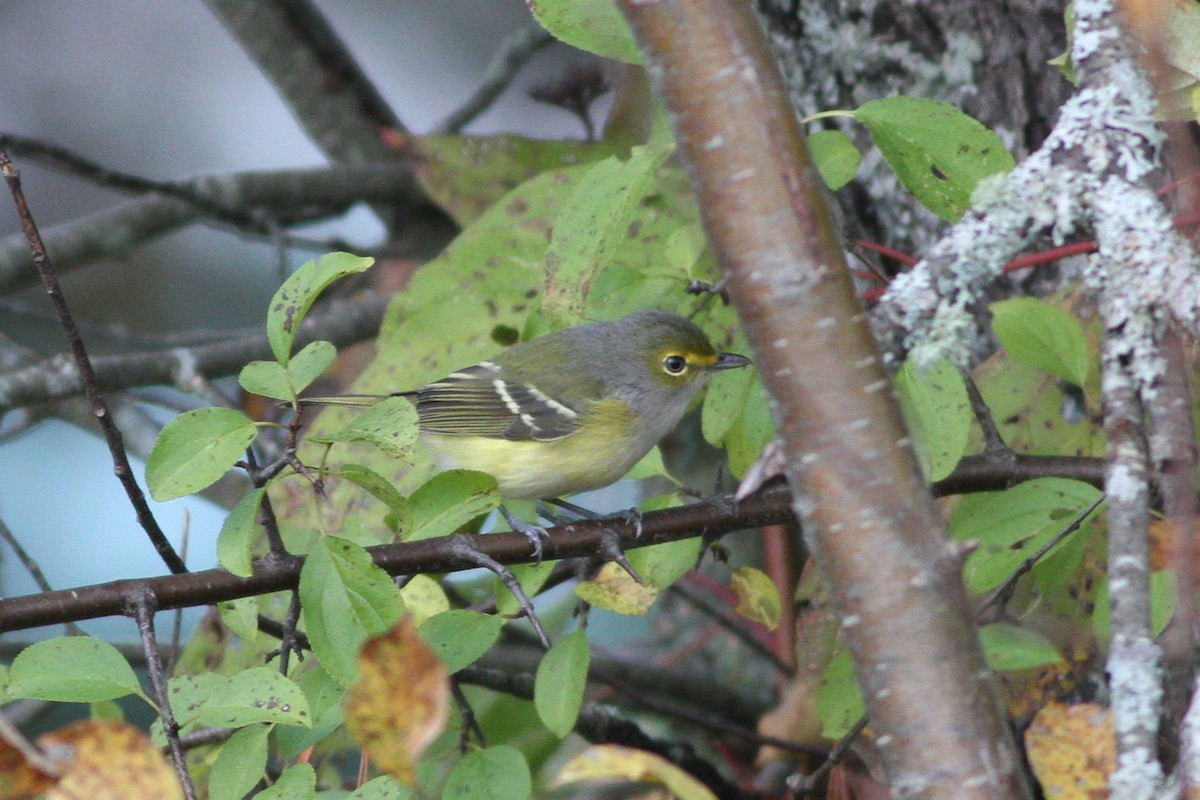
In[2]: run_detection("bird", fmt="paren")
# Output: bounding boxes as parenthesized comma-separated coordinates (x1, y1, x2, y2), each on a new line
(302, 309, 751, 554)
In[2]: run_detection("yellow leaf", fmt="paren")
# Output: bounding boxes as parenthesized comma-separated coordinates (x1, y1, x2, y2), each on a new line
(729, 566, 781, 630)
(575, 562, 658, 616)
(399, 574, 450, 626)
(344, 618, 450, 785)
(39, 721, 183, 800)
(1025, 701, 1113, 799)
(553, 744, 717, 800)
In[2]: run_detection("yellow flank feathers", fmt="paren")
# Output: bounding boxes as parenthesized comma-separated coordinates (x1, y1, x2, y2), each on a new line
(422, 398, 641, 499)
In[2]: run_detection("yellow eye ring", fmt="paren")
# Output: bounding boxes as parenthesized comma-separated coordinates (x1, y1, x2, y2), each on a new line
(663, 354, 688, 375)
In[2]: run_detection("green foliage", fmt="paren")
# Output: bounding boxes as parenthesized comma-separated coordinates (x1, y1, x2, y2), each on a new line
(266, 252, 374, 364)
(408, 470, 500, 541)
(169, 668, 311, 728)
(310, 396, 420, 462)
(949, 478, 1101, 595)
(979, 624, 1064, 671)
(146, 407, 258, 501)
(528, 0, 641, 64)
(991, 297, 1090, 387)
(8, 637, 143, 703)
(442, 745, 533, 800)
(541, 146, 672, 329)
(208, 724, 271, 800)
(817, 648, 864, 739)
(299, 537, 406, 685)
(217, 486, 266, 577)
(258, 763, 316, 800)
(419, 610, 504, 673)
(534, 629, 590, 737)
(894, 358, 971, 481)
(855, 96, 1015, 220)
(808, 129, 862, 190)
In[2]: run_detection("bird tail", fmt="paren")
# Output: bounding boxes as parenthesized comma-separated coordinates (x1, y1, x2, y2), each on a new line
(296, 392, 414, 407)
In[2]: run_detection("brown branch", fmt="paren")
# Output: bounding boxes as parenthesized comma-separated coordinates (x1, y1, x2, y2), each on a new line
(1, 150, 186, 575)
(614, 1, 1030, 797)
(0, 484, 795, 633)
(201, 0, 454, 246)
(0, 291, 388, 411)
(0, 162, 437, 293)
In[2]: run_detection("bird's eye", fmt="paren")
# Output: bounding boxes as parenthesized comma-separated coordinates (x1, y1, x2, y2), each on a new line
(663, 355, 688, 375)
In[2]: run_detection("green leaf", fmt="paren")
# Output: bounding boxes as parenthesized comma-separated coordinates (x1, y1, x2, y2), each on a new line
(949, 478, 1101, 594)
(894, 358, 971, 481)
(147, 407, 257, 501)
(816, 648, 864, 739)
(541, 148, 671, 328)
(855, 96, 1015, 221)
(330, 463, 413, 526)
(190, 667, 312, 728)
(410, 134, 621, 227)
(724, 376, 775, 479)
(287, 340, 338, 395)
(408, 470, 500, 542)
(208, 724, 271, 800)
(299, 536, 406, 685)
(400, 574, 451, 625)
(317, 396, 420, 462)
(628, 536, 702, 590)
(238, 360, 292, 401)
(217, 487, 266, 577)
(268, 252, 374, 363)
(443, 745, 532, 800)
(535, 629, 589, 738)
(529, 0, 641, 64)
(217, 597, 259, 645)
(258, 763, 316, 800)
(275, 667, 346, 760)
(351, 776, 415, 800)
(979, 623, 1064, 671)
(419, 610, 504, 673)
(991, 297, 1090, 386)
(1094, 570, 1177, 645)
(701, 352, 753, 446)
(9, 637, 141, 702)
(808, 129, 861, 190)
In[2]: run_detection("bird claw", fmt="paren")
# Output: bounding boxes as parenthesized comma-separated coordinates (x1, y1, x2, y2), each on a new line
(500, 505, 549, 563)
(448, 534, 550, 649)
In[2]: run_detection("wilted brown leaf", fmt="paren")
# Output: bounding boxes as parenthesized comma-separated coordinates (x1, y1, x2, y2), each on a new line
(0, 734, 55, 800)
(1025, 701, 1113, 799)
(344, 617, 450, 785)
(36, 720, 182, 800)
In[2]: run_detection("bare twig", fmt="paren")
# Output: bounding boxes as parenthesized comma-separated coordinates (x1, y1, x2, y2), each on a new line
(0, 291, 389, 411)
(132, 591, 197, 800)
(434, 25, 556, 134)
(0, 150, 186, 575)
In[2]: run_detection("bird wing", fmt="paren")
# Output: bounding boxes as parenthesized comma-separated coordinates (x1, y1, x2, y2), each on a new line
(415, 362, 583, 442)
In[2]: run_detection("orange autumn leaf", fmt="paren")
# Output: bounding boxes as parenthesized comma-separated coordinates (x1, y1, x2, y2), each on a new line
(344, 617, 450, 785)
(37, 720, 182, 800)
(0, 735, 55, 800)
(1025, 701, 1114, 799)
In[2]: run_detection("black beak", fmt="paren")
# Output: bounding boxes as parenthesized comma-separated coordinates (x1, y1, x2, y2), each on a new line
(707, 352, 752, 371)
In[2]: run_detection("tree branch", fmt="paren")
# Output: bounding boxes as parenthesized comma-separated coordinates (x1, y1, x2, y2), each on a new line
(614, 1, 1030, 797)
(0, 291, 388, 411)
(0, 163, 437, 293)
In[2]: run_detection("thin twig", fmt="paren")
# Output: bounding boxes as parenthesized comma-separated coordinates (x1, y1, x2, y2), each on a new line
(960, 367, 1010, 455)
(788, 715, 871, 792)
(450, 679, 486, 751)
(275, 592, 304, 675)
(0, 150, 186, 575)
(167, 511, 191, 675)
(434, 25, 555, 134)
(974, 494, 1106, 618)
(132, 591, 197, 800)
(0, 517, 85, 636)
(667, 580, 794, 676)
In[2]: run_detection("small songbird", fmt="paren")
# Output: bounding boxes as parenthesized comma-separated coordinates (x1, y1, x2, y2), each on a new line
(303, 309, 751, 550)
